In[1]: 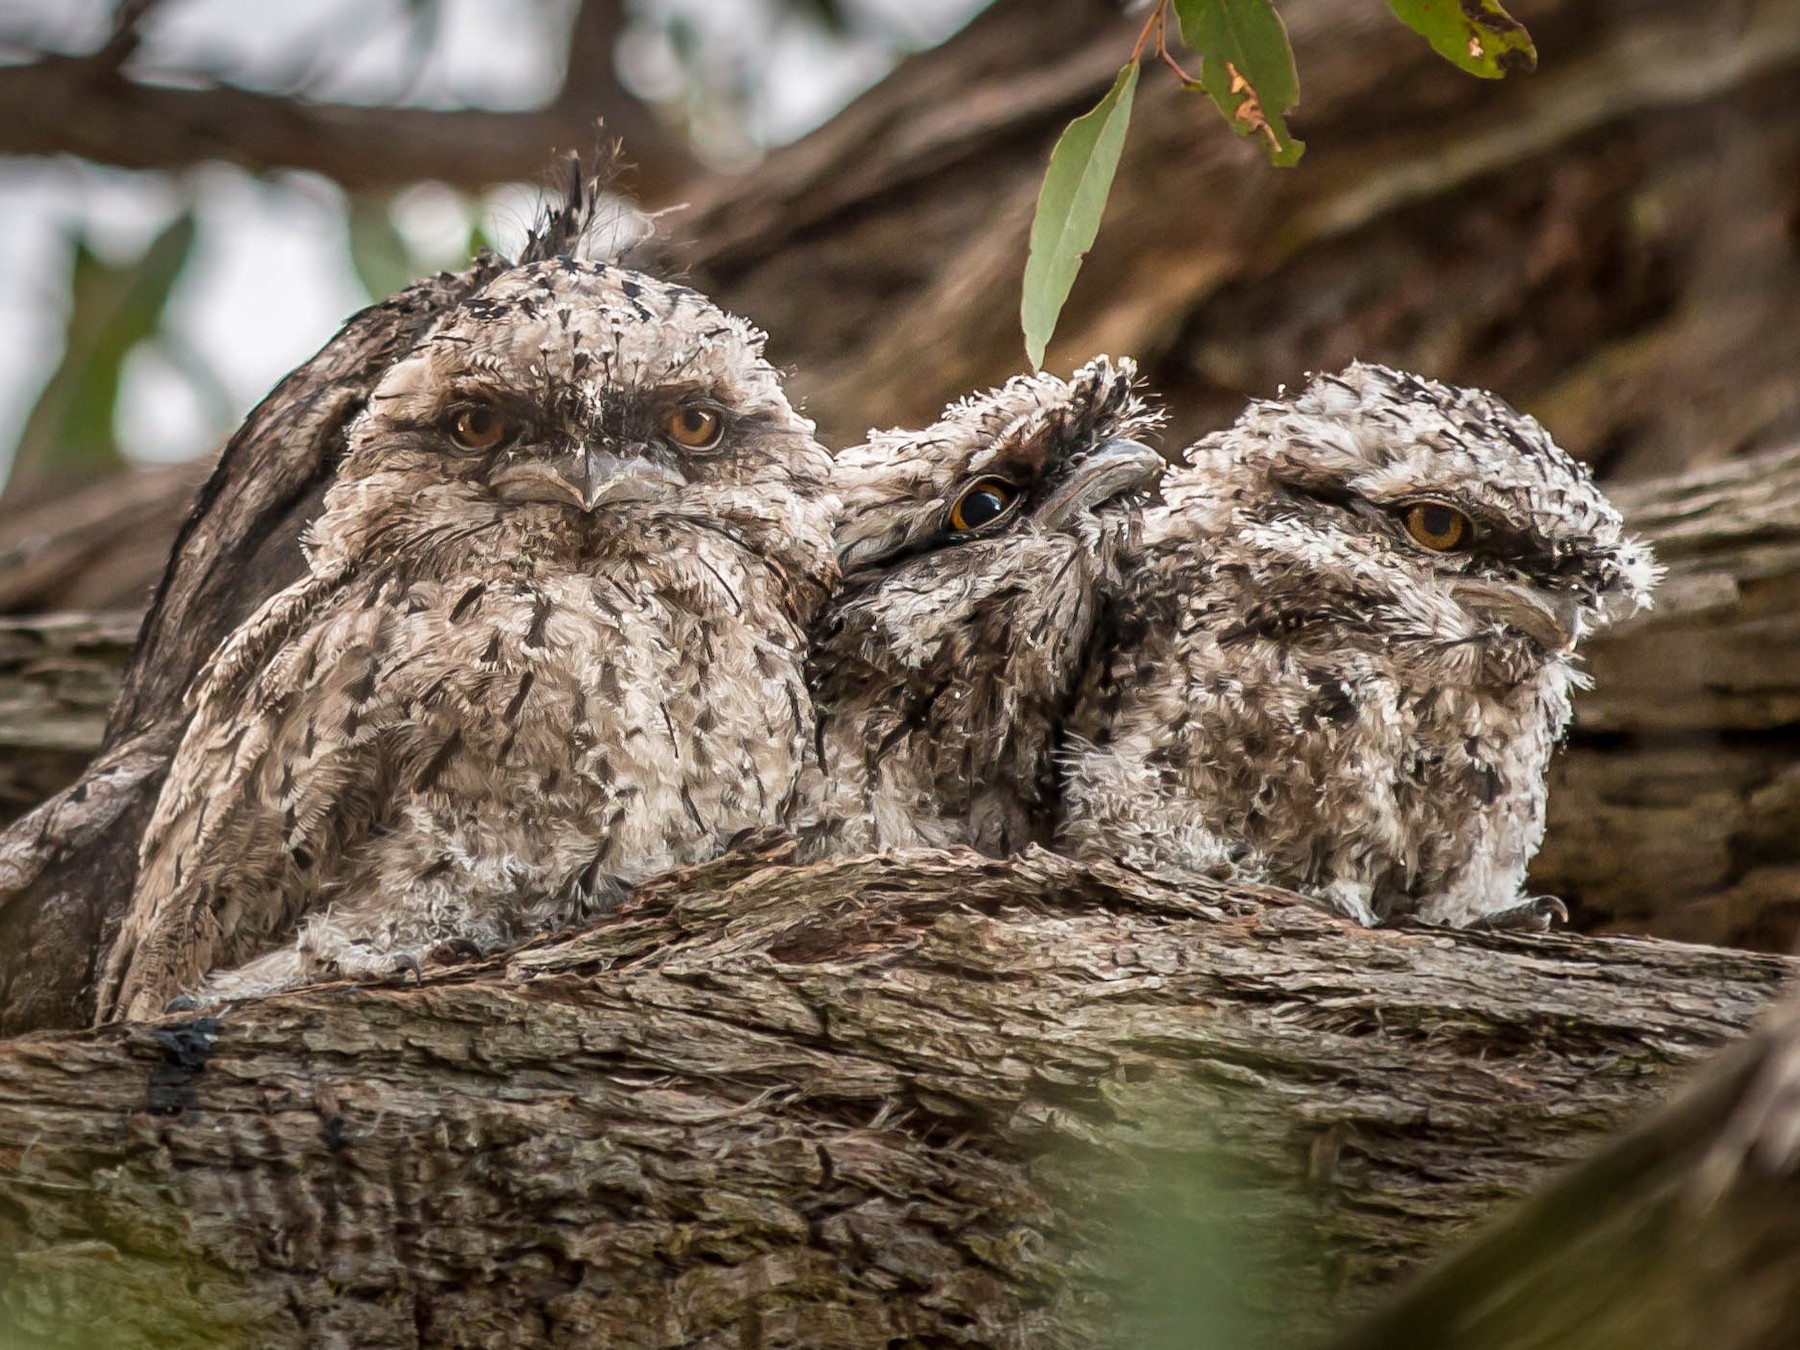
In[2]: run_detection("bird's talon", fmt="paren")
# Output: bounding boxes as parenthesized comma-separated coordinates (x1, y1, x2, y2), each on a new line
(1468, 895, 1570, 933)
(392, 953, 424, 982)
(427, 938, 485, 964)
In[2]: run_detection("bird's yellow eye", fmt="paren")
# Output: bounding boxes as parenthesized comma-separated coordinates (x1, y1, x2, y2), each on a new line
(450, 404, 511, 452)
(666, 405, 724, 449)
(1402, 501, 1473, 551)
(948, 478, 1019, 533)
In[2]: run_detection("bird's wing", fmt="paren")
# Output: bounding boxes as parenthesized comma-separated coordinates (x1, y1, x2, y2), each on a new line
(96, 571, 410, 1020)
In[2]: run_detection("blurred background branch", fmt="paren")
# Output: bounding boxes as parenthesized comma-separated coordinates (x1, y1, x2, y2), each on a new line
(0, 1, 696, 196)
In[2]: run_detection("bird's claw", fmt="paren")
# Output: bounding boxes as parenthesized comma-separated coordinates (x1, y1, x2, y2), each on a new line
(392, 953, 424, 983)
(427, 937, 486, 964)
(1469, 894, 1570, 933)
(162, 994, 203, 1013)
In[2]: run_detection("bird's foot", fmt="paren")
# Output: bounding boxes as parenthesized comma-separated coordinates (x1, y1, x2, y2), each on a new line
(1466, 894, 1570, 933)
(385, 940, 491, 983)
(1312, 879, 1382, 928)
(426, 936, 489, 965)
(313, 938, 436, 985)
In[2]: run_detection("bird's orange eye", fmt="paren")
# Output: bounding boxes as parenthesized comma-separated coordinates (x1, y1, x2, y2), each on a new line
(1401, 501, 1473, 551)
(666, 405, 724, 449)
(948, 478, 1019, 533)
(450, 404, 511, 451)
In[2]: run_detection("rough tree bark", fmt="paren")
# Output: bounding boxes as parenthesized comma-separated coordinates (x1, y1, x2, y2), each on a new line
(0, 461, 205, 614)
(1, 842, 1790, 1348)
(0, 612, 135, 824)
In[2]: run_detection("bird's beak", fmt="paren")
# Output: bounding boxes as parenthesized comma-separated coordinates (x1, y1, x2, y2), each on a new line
(490, 445, 684, 512)
(1035, 439, 1165, 530)
(1450, 578, 1585, 653)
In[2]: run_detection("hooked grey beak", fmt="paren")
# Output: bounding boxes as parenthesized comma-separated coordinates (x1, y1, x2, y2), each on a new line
(1035, 438, 1165, 530)
(1450, 578, 1585, 653)
(490, 445, 684, 512)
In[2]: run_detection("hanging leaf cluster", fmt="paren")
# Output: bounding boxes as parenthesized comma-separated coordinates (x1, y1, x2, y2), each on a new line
(1021, 0, 1537, 367)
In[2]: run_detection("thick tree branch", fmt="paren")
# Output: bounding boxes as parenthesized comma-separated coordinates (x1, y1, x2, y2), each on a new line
(0, 461, 205, 615)
(0, 845, 1789, 1347)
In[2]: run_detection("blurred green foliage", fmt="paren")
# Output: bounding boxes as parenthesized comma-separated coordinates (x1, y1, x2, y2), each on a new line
(1090, 1143, 1325, 1350)
(6, 211, 196, 502)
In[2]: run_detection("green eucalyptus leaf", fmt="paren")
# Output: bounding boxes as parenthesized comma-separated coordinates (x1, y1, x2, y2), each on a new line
(1172, 0, 1304, 166)
(1386, 0, 1537, 78)
(1020, 60, 1138, 370)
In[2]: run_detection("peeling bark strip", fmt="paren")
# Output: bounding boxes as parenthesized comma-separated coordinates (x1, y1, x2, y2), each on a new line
(0, 846, 1789, 1347)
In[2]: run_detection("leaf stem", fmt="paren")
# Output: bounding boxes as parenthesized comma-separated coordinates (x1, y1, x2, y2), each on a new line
(1132, 2, 1203, 91)
(1155, 9, 1203, 89)
(1129, 0, 1169, 65)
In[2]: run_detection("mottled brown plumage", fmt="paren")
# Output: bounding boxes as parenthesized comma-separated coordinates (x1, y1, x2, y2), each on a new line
(96, 259, 836, 1020)
(807, 358, 1162, 856)
(1060, 362, 1657, 927)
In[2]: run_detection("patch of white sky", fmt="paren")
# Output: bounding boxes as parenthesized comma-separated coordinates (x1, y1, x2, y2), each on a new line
(0, 0, 982, 469)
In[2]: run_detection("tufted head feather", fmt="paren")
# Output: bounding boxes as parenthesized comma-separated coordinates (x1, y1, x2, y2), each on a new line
(1164, 361, 1657, 664)
(312, 257, 834, 580)
(832, 356, 1165, 575)
(517, 146, 664, 268)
